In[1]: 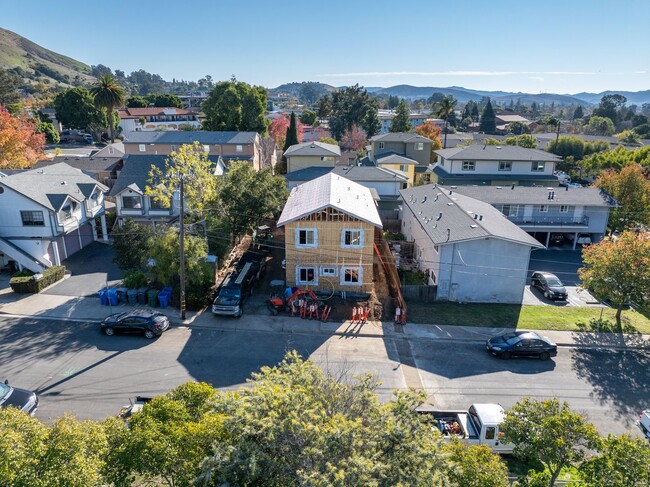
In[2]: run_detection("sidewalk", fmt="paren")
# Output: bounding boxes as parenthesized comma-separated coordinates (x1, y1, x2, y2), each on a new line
(0, 290, 648, 351)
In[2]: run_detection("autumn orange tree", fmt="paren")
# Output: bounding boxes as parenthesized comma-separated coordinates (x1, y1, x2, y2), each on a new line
(579, 231, 650, 330)
(595, 164, 650, 231)
(415, 121, 442, 162)
(268, 114, 303, 150)
(0, 104, 45, 169)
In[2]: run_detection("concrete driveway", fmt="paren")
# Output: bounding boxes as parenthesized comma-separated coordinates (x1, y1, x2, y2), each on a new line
(522, 284, 602, 307)
(529, 248, 584, 286)
(43, 242, 122, 298)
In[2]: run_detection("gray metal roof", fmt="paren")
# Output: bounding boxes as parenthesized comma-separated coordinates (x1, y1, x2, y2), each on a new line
(283, 141, 341, 157)
(435, 145, 561, 162)
(278, 173, 382, 228)
(0, 163, 108, 211)
(123, 131, 258, 145)
(400, 185, 543, 247)
(448, 185, 618, 207)
(370, 132, 433, 143)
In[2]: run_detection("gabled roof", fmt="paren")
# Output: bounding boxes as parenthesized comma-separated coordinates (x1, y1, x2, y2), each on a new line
(123, 131, 258, 145)
(448, 185, 619, 207)
(434, 145, 561, 162)
(109, 154, 222, 197)
(400, 185, 543, 248)
(34, 155, 123, 173)
(370, 132, 433, 143)
(431, 166, 559, 182)
(495, 114, 531, 123)
(284, 141, 341, 157)
(285, 165, 409, 183)
(278, 173, 382, 228)
(0, 163, 108, 211)
(376, 153, 418, 166)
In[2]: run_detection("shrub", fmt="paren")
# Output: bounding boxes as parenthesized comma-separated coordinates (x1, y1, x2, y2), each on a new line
(123, 269, 147, 289)
(10, 266, 65, 293)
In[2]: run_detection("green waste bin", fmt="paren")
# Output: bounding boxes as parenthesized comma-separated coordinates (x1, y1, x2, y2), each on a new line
(147, 289, 159, 307)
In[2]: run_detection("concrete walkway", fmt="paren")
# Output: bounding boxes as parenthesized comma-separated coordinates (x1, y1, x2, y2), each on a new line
(0, 288, 648, 351)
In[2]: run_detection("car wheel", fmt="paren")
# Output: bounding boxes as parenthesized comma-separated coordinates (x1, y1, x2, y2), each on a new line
(539, 352, 550, 361)
(104, 327, 115, 336)
(501, 352, 511, 360)
(544, 291, 550, 299)
(144, 330, 156, 339)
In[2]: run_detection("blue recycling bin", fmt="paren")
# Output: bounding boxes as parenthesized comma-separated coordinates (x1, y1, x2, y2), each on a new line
(107, 288, 118, 306)
(127, 289, 138, 305)
(98, 290, 108, 306)
(116, 287, 128, 303)
(158, 292, 169, 308)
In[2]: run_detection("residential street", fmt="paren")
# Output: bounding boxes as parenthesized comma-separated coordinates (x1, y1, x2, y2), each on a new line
(1, 314, 648, 438)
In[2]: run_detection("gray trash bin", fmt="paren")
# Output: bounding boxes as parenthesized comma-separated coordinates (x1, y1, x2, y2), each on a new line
(137, 287, 148, 305)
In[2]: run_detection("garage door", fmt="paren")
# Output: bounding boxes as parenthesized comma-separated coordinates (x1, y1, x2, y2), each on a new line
(79, 222, 95, 247)
(63, 229, 81, 257)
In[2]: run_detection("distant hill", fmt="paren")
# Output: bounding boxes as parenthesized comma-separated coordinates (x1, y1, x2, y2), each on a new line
(573, 90, 650, 106)
(0, 27, 94, 86)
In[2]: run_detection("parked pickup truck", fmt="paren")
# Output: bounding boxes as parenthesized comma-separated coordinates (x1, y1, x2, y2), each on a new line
(418, 403, 513, 454)
(212, 251, 266, 317)
(637, 410, 650, 443)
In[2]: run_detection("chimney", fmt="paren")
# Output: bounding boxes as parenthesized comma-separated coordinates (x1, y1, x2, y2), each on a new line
(449, 190, 453, 195)
(551, 191, 555, 199)
(436, 212, 443, 221)
(548, 191, 552, 200)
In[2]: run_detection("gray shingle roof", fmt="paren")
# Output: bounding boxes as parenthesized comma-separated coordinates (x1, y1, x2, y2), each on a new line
(284, 166, 334, 182)
(278, 173, 382, 228)
(0, 163, 108, 211)
(435, 145, 561, 162)
(370, 132, 432, 143)
(448, 185, 618, 207)
(123, 131, 258, 145)
(376, 153, 418, 165)
(285, 165, 409, 184)
(283, 141, 341, 157)
(34, 156, 123, 173)
(431, 165, 560, 182)
(400, 185, 543, 247)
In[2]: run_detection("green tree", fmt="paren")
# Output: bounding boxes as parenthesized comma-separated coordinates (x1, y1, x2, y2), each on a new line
(505, 121, 530, 135)
(329, 84, 380, 139)
(54, 87, 107, 133)
(151, 93, 183, 108)
(90, 75, 126, 142)
(112, 219, 156, 271)
(283, 111, 300, 151)
(0, 68, 20, 105)
(501, 398, 599, 487)
(586, 115, 616, 136)
(202, 80, 268, 134)
(595, 164, 650, 230)
(445, 441, 509, 487)
(434, 95, 458, 148)
(582, 145, 650, 174)
(579, 231, 650, 330)
(197, 351, 450, 486)
(615, 129, 641, 145)
(215, 162, 288, 244)
(479, 99, 497, 134)
(316, 93, 332, 119)
(0, 407, 47, 486)
(593, 94, 627, 124)
(126, 96, 148, 108)
(505, 134, 536, 148)
(580, 434, 650, 487)
(387, 95, 400, 109)
(318, 136, 338, 145)
(299, 109, 317, 125)
(390, 99, 412, 132)
(573, 105, 584, 120)
(34, 111, 60, 144)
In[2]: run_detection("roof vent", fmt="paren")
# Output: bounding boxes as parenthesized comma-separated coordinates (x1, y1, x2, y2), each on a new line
(418, 211, 422, 215)
(422, 195, 427, 203)
(479, 215, 483, 221)
(496, 146, 502, 149)
(474, 214, 478, 220)
(436, 212, 443, 221)
(449, 190, 453, 195)
(61, 181, 67, 185)
(511, 184, 515, 190)
(470, 224, 477, 228)
(496, 186, 502, 189)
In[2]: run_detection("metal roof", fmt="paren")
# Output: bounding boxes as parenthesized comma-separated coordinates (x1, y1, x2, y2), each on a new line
(283, 141, 341, 157)
(278, 173, 382, 228)
(123, 131, 258, 145)
(435, 145, 562, 162)
(448, 185, 618, 207)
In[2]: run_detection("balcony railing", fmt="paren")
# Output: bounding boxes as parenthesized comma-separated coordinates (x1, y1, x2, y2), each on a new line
(507, 215, 590, 226)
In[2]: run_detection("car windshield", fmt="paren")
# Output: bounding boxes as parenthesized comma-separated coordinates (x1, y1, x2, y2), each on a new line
(546, 277, 563, 286)
(0, 383, 10, 399)
(501, 333, 521, 345)
(219, 287, 240, 298)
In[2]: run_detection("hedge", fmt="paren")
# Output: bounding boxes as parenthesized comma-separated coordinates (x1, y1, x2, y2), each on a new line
(10, 266, 66, 293)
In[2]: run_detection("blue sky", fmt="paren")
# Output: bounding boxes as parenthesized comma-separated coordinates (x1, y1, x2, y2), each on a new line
(3, 0, 649, 93)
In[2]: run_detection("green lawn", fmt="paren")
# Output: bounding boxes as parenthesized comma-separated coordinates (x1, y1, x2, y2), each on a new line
(405, 301, 650, 333)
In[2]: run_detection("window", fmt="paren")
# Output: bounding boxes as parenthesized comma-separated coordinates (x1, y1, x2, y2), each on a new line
(203, 145, 210, 153)
(462, 160, 475, 171)
(539, 204, 548, 213)
(531, 161, 545, 172)
(560, 205, 569, 213)
(399, 164, 409, 172)
(21, 211, 44, 226)
(59, 202, 77, 221)
(295, 228, 317, 247)
(342, 229, 363, 248)
(122, 195, 142, 209)
(89, 190, 101, 207)
(485, 427, 496, 440)
(138, 144, 146, 152)
(341, 266, 362, 286)
(236, 145, 243, 153)
(440, 157, 445, 166)
(379, 142, 384, 149)
(108, 146, 114, 155)
(149, 196, 170, 210)
(321, 156, 335, 162)
(297, 266, 317, 285)
(415, 142, 424, 151)
(498, 161, 511, 171)
(171, 145, 177, 152)
(502, 204, 519, 217)
(320, 266, 337, 277)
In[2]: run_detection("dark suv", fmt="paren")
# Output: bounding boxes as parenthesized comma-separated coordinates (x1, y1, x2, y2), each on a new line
(1, 380, 39, 416)
(101, 309, 170, 339)
(531, 271, 568, 301)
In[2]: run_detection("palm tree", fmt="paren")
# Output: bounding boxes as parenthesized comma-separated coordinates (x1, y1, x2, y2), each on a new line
(91, 74, 126, 143)
(433, 95, 457, 148)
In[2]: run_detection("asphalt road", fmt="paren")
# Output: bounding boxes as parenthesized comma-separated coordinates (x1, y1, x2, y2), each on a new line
(1, 316, 648, 438)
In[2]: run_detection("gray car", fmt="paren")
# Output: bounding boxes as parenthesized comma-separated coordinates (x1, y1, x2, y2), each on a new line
(0, 380, 39, 416)
(531, 271, 568, 301)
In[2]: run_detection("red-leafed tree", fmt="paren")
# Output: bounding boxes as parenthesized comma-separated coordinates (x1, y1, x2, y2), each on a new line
(0, 104, 45, 169)
(340, 125, 368, 151)
(269, 114, 303, 150)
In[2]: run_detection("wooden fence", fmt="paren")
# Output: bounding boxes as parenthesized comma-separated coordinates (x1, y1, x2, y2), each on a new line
(401, 285, 437, 302)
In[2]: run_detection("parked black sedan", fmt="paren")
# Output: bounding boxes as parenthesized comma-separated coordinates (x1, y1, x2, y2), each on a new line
(530, 271, 568, 301)
(101, 309, 170, 339)
(1, 380, 39, 416)
(486, 331, 558, 360)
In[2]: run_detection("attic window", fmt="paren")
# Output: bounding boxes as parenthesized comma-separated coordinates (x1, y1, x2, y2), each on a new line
(236, 145, 243, 152)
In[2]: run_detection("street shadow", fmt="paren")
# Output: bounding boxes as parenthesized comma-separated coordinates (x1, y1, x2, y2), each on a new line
(571, 320, 650, 423)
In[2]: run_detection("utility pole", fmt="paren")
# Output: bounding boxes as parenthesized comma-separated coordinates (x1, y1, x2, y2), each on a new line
(555, 120, 561, 144)
(179, 176, 186, 320)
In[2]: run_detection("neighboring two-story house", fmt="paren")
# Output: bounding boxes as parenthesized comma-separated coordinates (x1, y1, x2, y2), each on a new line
(277, 173, 383, 293)
(449, 185, 618, 248)
(117, 107, 202, 133)
(284, 141, 341, 173)
(33, 155, 124, 188)
(368, 132, 434, 184)
(431, 145, 562, 187)
(123, 131, 263, 170)
(400, 185, 543, 303)
(0, 163, 108, 272)
(109, 154, 225, 226)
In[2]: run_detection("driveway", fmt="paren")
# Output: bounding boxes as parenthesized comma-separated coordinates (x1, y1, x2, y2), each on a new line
(43, 242, 122, 297)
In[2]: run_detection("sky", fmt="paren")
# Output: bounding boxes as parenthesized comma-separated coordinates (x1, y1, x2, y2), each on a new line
(2, 0, 649, 94)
